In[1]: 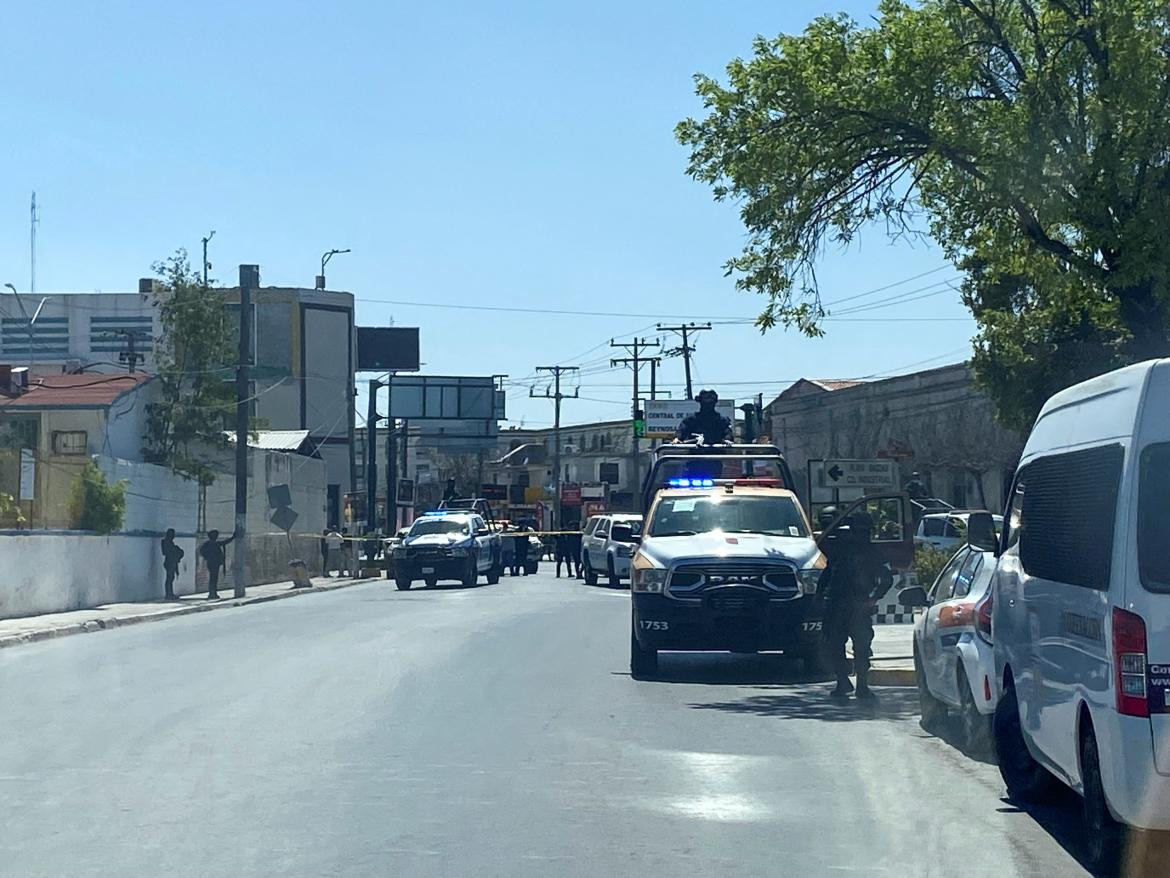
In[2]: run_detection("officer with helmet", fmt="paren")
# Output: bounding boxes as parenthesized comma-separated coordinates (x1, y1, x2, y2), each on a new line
(676, 389, 732, 443)
(820, 508, 892, 699)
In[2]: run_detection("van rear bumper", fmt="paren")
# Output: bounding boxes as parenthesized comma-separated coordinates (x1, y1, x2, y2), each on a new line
(1098, 712, 1170, 830)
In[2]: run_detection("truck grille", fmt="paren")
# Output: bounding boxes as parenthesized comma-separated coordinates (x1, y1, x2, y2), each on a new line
(668, 562, 799, 598)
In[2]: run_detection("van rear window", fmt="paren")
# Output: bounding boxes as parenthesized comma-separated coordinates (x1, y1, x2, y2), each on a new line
(1019, 444, 1123, 590)
(1139, 443, 1170, 593)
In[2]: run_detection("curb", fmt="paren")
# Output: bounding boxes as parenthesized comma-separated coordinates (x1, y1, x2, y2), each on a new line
(868, 667, 917, 687)
(0, 577, 381, 651)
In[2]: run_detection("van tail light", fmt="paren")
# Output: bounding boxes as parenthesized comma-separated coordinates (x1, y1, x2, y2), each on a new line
(974, 590, 993, 644)
(1113, 607, 1149, 718)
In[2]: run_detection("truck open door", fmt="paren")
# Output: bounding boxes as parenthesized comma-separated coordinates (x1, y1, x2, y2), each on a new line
(815, 492, 916, 571)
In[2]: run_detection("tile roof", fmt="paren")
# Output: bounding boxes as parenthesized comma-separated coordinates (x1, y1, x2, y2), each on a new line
(0, 372, 154, 409)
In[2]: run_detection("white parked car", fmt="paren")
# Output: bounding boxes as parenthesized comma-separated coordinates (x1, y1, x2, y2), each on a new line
(992, 358, 1170, 873)
(914, 511, 1003, 552)
(581, 514, 642, 586)
(899, 544, 997, 752)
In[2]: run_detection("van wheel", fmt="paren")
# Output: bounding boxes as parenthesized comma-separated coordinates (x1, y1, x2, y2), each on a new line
(584, 556, 598, 586)
(958, 667, 993, 754)
(1081, 728, 1126, 876)
(630, 625, 658, 679)
(395, 577, 412, 591)
(994, 679, 1058, 802)
(915, 651, 948, 730)
(607, 556, 621, 588)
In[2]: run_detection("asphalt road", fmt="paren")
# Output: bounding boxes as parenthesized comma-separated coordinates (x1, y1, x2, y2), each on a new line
(1, 570, 1091, 877)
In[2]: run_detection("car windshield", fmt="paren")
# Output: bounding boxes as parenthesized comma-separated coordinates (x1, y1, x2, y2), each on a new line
(648, 495, 808, 537)
(409, 519, 469, 537)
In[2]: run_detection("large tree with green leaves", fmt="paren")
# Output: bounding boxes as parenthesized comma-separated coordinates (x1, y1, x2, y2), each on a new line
(677, 0, 1170, 429)
(142, 250, 235, 484)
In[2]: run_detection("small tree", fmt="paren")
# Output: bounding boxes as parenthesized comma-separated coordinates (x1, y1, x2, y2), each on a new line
(913, 544, 954, 590)
(69, 461, 126, 533)
(142, 249, 235, 485)
(0, 491, 24, 527)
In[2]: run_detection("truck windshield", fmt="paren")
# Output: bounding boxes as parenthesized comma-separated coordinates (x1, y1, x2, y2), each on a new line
(648, 495, 808, 538)
(410, 519, 470, 536)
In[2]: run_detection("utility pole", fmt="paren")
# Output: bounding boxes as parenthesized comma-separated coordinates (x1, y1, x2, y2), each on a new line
(366, 380, 381, 533)
(385, 378, 397, 534)
(233, 264, 258, 599)
(530, 366, 579, 531)
(30, 192, 37, 295)
(201, 230, 215, 286)
(657, 322, 712, 400)
(112, 329, 145, 371)
(611, 337, 661, 495)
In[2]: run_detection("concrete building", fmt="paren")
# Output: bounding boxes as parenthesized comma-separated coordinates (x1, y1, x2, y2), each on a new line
(0, 283, 356, 526)
(764, 363, 1023, 514)
(0, 371, 159, 528)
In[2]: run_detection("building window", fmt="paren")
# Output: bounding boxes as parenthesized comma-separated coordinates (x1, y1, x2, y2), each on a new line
(591, 434, 599, 451)
(600, 434, 609, 450)
(599, 462, 619, 484)
(51, 430, 88, 455)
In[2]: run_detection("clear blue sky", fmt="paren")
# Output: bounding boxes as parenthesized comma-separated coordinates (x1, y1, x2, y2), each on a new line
(0, 0, 974, 428)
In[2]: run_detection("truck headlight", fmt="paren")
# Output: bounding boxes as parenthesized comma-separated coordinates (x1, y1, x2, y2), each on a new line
(615, 544, 634, 558)
(632, 567, 667, 593)
(798, 568, 822, 595)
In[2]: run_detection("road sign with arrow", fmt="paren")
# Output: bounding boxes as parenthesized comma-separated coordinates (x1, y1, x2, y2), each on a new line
(821, 459, 897, 489)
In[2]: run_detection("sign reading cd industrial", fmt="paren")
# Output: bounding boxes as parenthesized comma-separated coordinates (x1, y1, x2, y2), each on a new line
(641, 399, 736, 439)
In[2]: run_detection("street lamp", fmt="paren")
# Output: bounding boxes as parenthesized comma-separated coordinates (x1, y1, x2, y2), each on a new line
(317, 248, 351, 290)
(4, 283, 48, 371)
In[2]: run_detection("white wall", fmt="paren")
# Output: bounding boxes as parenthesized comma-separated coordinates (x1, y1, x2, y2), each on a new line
(97, 456, 199, 536)
(0, 531, 198, 619)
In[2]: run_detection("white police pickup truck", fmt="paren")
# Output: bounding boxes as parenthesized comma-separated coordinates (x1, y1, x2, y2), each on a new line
(628, 443, 914, 678)
(392, 510, 502, 590)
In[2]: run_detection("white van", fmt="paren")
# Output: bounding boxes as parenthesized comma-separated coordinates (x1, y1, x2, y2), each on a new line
(992, 359, 1170, 871)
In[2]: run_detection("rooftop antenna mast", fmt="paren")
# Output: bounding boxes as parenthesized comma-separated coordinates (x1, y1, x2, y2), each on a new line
(30, 192, 37, 294)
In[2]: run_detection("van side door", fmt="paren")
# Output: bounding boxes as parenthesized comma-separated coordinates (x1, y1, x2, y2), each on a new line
(1018, 445, 1124, 781)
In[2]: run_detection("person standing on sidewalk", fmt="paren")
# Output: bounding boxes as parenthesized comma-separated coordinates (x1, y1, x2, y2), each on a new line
(200, 529, 236, 600)
(325, 528, 345, 577)
(161, 528, 184, 599)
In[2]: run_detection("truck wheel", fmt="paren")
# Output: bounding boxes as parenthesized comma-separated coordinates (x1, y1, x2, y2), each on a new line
(630, 625, 658, 679)
(487, 564, 501, 585)
(1081, 726, 1126, 876)
(462, 558, 478, 588)
(583, 556, 598, 586)
(395, 577, 412, 591)
(607, 556, 621, 588)
(994, 678, 1058, 802)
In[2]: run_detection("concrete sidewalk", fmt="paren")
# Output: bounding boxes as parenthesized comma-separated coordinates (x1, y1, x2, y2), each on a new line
(0, 574, 381, 650)
(854, 622, 915, 687)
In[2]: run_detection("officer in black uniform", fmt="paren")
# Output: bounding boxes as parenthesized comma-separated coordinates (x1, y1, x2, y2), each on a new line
(676, 389, 732, 443)
(821, 510, 892, 699)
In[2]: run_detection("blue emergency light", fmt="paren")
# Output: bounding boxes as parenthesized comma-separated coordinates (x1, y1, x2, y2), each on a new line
(666, 478, 715, 488)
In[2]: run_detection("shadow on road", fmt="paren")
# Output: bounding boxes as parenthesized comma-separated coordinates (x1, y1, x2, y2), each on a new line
(633, 652, 830, 686)
(915, 715, 998, 766)
(688, 684, 921, 722)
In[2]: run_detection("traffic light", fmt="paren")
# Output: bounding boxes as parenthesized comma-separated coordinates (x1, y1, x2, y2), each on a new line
(633, 409, 645, 438)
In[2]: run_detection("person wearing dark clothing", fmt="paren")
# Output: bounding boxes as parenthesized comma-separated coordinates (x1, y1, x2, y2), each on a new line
(821, 512, 892, 699)
(676, 389, 732, 443)
(513, 529, 530, 576)
(555, 532, 576, 578)
(161, 528, 184, 599)
(568, 530, 584, 578)
(199, 529, 236, 600)
(442, 479, 459, 504)
(904, 472, 928, 501)
(320, 529, 330, 576)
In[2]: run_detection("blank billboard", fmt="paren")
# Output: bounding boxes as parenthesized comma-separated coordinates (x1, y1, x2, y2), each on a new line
(388, 375, 496, 420)
(357, 327, 420, 372)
